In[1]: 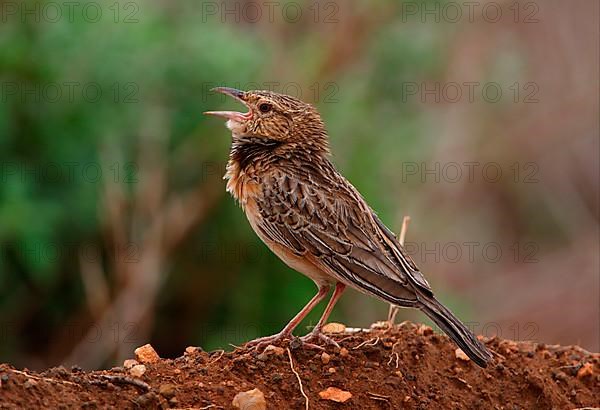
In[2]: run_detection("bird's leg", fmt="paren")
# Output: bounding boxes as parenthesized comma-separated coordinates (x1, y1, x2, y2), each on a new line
(245, 284, 331, 351)
(387, 305, 399, 328)
(301, 282, 346, 348)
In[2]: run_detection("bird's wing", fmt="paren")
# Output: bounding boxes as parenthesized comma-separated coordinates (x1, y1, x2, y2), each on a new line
(255, 165, 433, 306)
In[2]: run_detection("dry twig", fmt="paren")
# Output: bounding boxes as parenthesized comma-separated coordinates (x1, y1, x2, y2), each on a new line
(398, 216, 411, 245)
(388, 216, 411, 325)
(100, 375, 151, 391)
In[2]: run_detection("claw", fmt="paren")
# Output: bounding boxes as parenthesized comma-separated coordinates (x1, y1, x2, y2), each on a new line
(300, 331, 340, 349)
(244, 331, 335, 353)
(244, 332, 291, 352)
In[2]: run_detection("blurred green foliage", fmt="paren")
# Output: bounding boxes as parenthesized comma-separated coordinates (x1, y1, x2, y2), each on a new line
(0, 0, 518, 364)
(2, 0, 597, 367)
(0, 0, 268, 364)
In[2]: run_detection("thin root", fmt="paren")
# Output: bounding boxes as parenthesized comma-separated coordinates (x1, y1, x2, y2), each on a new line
(386, 340, 401, 368)
(337, 334, 362, 344)
(352, 337, 380, 350)
(387, 352, 400, 368)
(208, 349, 225, 365)
(287, 347, 309, 410)
(367, 391, 391, 403)
(8, 369, 79, 386)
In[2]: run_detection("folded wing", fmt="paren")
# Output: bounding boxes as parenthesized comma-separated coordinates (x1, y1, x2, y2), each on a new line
(255, 165, 432, 306)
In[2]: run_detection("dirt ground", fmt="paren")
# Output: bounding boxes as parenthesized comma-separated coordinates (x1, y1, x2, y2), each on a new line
(0, 321, 598, 409)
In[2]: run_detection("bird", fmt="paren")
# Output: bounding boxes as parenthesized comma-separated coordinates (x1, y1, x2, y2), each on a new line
(205, 87, 492, 367)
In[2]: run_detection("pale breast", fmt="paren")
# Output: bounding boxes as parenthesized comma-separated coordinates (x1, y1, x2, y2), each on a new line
(243, 198, 333, 286)
(224, 160, 260, 210)
(226, 156, 333, 286)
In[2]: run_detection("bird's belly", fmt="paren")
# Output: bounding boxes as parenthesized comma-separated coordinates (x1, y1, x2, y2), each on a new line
(244, 201, 333, 286)
(269, 240, 332, 285)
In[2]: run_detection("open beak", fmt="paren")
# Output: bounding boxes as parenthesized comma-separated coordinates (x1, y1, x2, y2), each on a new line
(204, 87, 252, 122)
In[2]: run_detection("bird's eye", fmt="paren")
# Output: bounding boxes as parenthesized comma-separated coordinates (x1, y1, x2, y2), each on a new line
(258, 103, 272, 113)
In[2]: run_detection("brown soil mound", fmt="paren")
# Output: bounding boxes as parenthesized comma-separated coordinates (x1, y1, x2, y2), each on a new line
(0, 322, 598, 409)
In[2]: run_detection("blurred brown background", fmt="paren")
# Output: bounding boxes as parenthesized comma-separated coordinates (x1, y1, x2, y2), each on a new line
(0, 0, 598, 370)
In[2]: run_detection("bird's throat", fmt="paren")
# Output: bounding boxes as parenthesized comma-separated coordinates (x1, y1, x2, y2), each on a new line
(230, 136, 283, 171)
(224, 136, 281, 206)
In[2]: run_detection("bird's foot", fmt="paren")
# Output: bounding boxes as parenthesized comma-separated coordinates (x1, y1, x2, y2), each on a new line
(300, 330, 340, 350)
(244, 332, 291, 352)
(245, 331, 336, 352)
(384, 320, 397, 333)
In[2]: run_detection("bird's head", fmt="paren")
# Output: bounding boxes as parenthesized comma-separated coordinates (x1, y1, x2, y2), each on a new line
(205, 87, 329, 154)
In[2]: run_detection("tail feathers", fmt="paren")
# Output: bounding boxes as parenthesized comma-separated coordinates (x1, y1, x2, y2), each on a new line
(419, 296, 492, 368)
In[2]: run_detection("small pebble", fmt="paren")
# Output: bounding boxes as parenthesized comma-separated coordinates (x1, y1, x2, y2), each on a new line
(417, 324, 433, 336)
(232, 388, 266, 410)
(158, 383, 177, 399)
(24, 380, 37, 389)
(321, 322, 346, 334)
(577, 363, 593, 379)
(455, 348, 470, 362)
(134, 392, 159, 407)
(318, 386, 352, 403)
(55, 366, 69, 377)
(185, 346, 203, 355)
(123, 359, 138, 369)
(321, 352, 331, 364)
(263, 345, 285, 356)
(553, 371, 568, 382)
(134, 344, 160, 364)
(319, 387, 352, 403)
(129, 364, 146, 378)
(385, 376, 403, 386)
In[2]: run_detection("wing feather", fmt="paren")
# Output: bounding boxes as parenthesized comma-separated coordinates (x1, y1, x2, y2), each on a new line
(255, 167, 432, 305)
